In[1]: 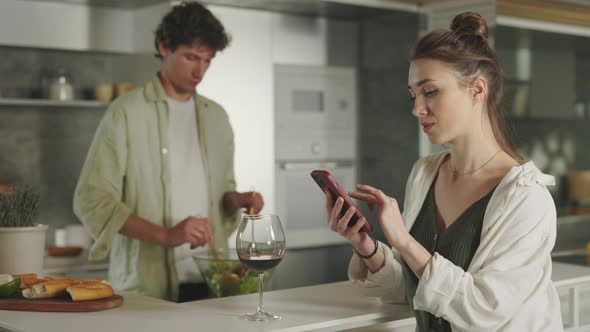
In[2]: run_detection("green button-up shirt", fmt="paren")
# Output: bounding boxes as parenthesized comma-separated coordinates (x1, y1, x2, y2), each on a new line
(73, 75, 239, 301)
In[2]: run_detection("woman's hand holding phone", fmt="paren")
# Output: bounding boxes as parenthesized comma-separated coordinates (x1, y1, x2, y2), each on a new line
(325, 190, 386, 273)
(325, 190, 369, 247)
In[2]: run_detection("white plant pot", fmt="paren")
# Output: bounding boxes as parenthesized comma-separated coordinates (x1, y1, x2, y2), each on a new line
(0, 224, 48, 274)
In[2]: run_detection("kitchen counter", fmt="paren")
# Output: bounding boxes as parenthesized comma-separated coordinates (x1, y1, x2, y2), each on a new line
(1, 262, 590, 332)
(0, 282, 414, 332)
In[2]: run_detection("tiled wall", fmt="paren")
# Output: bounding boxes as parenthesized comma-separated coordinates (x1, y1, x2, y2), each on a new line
(0, 107, 103, 235)
(357, 12, 420, 242)
(0, 46, 156, 245)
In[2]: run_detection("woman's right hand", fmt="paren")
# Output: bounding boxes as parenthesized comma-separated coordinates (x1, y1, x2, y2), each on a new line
(326, 190, 368, 247)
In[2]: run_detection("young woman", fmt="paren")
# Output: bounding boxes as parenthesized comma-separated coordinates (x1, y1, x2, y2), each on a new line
(326, 12, 562, 332)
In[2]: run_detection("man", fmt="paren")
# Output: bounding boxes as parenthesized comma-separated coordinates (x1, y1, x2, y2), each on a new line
(73, 1, 263, 302)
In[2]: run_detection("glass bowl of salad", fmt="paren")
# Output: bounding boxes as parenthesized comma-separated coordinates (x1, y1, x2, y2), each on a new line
(193, 248, 272, 298)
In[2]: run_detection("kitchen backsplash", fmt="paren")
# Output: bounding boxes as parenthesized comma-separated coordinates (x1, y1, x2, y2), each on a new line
(0, 46, 157, 246)
(0, 106, 101, 242)
(0, 46, 156, 99)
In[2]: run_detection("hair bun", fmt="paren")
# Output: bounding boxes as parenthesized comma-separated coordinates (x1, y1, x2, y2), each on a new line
(450, 12, 488, 40)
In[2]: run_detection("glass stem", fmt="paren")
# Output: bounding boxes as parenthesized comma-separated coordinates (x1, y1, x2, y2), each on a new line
(257, 272, 264, 314)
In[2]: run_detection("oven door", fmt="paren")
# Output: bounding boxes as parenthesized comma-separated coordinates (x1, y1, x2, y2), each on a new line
(276, 160, 356, 249)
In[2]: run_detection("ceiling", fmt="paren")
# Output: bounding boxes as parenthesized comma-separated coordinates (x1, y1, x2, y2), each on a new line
(18, 0, 590, 19)
(20, 0, 421, 18)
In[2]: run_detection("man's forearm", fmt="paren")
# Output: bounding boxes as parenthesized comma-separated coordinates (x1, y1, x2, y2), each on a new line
(120, 214, 168, 247)
(222, 191, 243, 212)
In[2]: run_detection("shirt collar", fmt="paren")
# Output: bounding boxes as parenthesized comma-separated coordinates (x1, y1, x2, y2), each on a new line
(144, 73, 202, 107)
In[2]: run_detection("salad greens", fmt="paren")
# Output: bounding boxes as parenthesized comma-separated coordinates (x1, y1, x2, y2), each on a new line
(203, 261, 268, 297)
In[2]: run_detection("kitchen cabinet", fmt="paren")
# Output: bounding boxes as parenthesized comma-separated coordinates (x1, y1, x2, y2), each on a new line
(495, 26, 590, 119)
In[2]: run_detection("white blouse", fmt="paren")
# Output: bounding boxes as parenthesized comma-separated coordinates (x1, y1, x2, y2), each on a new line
(348, 151, 563, 332)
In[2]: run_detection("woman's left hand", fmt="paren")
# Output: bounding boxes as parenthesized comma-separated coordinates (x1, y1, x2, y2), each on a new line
(349, 184, 410, 249)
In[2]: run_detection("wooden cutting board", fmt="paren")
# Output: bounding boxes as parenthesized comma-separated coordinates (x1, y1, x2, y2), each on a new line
(0, 295, 123, 312)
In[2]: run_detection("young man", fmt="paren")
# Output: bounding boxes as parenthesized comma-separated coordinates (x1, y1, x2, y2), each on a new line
(74, 1, 263, 302)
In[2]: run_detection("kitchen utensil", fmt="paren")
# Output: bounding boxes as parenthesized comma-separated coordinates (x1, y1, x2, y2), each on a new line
(115, 82, 134, 97)
(65, 224, 92, 249)
(47, 246, 83, 257)
(94, 83, 113, 102)
(48, 68, 73, 101)
(568, 171, 590, 201)
(54, 228, 67, 247)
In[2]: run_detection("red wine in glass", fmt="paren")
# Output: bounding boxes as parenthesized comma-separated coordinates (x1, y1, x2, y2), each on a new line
(239, 255, 283, 273)
(236, 214, 286, 321)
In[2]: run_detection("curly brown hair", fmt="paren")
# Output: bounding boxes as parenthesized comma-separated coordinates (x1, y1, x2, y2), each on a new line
(154, 1, 231, 59)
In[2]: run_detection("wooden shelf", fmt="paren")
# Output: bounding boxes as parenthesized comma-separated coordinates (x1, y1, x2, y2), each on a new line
(0, 98, 107, 108)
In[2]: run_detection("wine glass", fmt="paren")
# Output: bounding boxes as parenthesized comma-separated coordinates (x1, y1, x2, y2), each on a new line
(236, 214, 286, 321)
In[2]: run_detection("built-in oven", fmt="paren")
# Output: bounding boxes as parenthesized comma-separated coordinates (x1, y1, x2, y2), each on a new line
(276, 160, 356, 248)
(274, 64, 357, 248)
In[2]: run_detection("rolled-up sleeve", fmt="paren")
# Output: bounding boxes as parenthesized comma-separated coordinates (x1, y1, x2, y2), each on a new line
(73, 105, 132, 261)
(348, 242, 407, 303)
(220, 120, 241, 237)
(413, 186, 555, 331)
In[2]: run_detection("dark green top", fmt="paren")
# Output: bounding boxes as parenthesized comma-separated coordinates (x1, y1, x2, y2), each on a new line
(403, 180, 496, 332)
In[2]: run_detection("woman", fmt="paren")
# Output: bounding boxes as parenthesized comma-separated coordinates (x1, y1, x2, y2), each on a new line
(326, 12, 562, 332)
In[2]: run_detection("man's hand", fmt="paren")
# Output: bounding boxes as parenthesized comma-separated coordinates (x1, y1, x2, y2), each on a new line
(164, 216, 213, 249)
(241, 191, 264, 214)
(223, 191, 264, 214)
(0, 182, 12, 193)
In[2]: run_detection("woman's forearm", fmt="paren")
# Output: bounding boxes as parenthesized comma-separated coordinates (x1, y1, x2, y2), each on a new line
(395, 234, 432, 279)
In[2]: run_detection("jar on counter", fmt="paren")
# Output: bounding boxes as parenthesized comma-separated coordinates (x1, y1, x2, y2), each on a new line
(48, 68, 74, 101)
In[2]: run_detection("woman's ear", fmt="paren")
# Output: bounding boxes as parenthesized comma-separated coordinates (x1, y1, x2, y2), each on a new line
(471, 77, 487, 102)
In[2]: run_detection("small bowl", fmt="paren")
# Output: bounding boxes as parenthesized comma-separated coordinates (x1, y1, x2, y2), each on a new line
(47, 246, 83, 257)
(193, 248, 271, 298)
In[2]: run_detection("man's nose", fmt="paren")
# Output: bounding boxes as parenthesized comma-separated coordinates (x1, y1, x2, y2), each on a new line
(194, 61, 207, 77)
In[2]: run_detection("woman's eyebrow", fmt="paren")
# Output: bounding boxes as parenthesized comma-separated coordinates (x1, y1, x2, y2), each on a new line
(407, 79, 434, 89)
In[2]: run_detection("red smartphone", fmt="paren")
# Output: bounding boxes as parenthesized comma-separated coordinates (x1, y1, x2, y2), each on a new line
(311, 170, 372, 233)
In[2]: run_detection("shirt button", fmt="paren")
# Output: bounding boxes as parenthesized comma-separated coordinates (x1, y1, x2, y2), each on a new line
(162, 148, 168, 154)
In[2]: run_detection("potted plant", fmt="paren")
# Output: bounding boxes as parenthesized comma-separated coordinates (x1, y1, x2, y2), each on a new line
(0, 185, 47, 274)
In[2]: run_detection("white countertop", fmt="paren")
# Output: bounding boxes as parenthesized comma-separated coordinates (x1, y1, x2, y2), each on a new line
(1, 262, 589, 332)
(0, 282, 413, 332)
(553, 262, 590, 288)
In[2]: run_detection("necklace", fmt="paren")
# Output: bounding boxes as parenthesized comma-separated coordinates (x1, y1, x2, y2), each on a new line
(449, 150, 502, 176)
